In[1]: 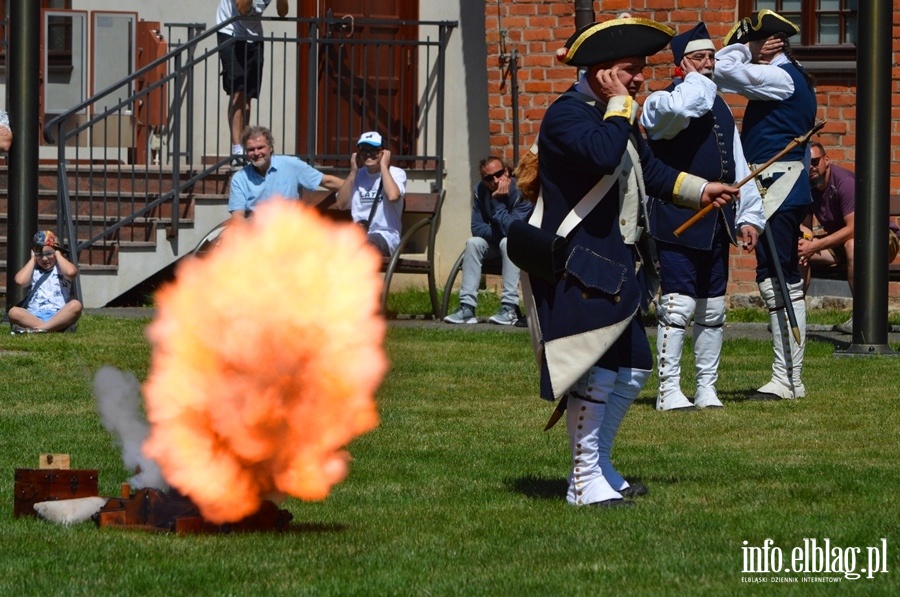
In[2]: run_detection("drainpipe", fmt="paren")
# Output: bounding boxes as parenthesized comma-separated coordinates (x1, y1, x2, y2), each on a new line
(574, 0, 594, 31)
(6, 0, 40, 310)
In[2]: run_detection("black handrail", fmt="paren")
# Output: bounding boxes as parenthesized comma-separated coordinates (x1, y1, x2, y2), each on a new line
(39, 14, 456, 305)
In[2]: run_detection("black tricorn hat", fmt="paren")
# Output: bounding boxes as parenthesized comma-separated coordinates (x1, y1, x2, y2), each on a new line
(556, 17, 675, 67)
(724, 9, 799, 46)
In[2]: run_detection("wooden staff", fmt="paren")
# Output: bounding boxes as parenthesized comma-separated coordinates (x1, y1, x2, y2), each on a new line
(673, 120, 827, 237)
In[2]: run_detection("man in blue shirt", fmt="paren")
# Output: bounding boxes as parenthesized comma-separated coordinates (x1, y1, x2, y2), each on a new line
(444, 156, 533, 325)
(228, 125, 343, 222)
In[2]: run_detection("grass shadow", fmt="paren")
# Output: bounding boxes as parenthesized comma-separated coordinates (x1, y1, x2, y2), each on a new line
(807, 331, 852, 350)
(507, 475, 567, 500)
(282, 521, 348, 534)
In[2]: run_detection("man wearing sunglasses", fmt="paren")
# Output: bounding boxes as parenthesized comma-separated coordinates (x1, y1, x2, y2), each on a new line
(444, 156, 533, 325)
(641, 22, 765, 411)
(336, 131, 407, 257)
(799, 141, 900, 334)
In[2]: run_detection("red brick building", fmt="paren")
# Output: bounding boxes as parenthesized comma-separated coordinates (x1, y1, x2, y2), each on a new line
(482, 1, 897, 301)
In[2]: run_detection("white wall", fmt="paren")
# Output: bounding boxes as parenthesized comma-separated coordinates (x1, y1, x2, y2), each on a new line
(420, 1, 490, 286)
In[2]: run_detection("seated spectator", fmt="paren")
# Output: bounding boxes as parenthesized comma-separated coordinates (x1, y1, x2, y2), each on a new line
(336, 131, 407, 257)
(799, 142, 900, 333)
(0, 107, 12, 152)
(444, 156, 533, 325)
(8, 231, 82, 333)
(228, 125, 343, 222)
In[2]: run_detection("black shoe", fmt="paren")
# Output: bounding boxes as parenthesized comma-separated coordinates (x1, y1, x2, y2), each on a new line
(620, 483, 648, 498)
(514, 316, 528, 328)
(588, 498, 634, 508)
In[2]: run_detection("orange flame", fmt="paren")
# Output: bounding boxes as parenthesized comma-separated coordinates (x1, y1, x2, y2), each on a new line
(142, 199, 386, 523)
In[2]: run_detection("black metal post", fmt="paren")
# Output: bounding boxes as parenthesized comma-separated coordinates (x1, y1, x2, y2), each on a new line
(836, 0, 896, 356)
(574, 0, 594, 31)
(5, 0, 41, 310)
(573, 0, 594, 81)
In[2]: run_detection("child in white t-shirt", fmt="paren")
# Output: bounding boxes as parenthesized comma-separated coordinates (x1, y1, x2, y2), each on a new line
(8, 230, 82, 333)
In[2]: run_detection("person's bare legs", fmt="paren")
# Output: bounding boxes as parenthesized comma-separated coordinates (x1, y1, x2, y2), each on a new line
(7, 306, 44, 329)
(35, 300, 82, 331)
(843, 237, 854, 293)
(9, 301, 82, 332)
(228, 91, 251, 149)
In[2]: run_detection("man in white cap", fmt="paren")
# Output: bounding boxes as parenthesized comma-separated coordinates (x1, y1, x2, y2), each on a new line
(518, 17, 738, 508)
(641, 22, 765, 411)
(336, 131, 407, 257)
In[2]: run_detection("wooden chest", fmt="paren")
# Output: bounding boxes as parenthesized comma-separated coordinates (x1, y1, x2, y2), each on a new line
(13, 468, 99, 518)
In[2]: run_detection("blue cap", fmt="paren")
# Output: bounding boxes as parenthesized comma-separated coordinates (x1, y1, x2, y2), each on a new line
(671, 22, 716, 65)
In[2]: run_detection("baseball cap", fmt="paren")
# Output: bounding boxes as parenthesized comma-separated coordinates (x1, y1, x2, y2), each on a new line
(32, 230, 62, 250)
(357, 131, 383, 148)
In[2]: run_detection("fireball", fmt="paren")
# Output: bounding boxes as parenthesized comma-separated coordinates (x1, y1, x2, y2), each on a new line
(142, 199, 386, 523)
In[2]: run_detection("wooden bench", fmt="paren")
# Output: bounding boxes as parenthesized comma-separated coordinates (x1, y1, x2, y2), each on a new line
(302, 189, 446, 317)
(810, 194, 900, 282)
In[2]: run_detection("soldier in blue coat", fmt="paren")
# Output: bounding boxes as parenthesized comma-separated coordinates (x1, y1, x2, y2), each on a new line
(525, 17, 738, 508)
(715, 10, 817, 400)
(640, 23, 765, 411)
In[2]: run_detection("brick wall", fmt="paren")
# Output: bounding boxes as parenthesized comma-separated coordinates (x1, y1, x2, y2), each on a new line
(484, 1, 900, 300)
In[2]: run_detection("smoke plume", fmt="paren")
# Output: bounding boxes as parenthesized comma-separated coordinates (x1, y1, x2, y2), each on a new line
(93, 366, 168, 490)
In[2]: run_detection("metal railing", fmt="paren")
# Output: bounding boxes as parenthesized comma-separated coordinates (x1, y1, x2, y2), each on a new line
(41, 14, 456, 294)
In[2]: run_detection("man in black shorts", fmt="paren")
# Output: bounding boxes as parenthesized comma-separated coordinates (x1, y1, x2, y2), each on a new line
(216, 0, 288, 163)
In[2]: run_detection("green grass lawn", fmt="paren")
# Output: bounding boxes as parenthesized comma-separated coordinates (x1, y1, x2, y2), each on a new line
(1, 314, 898, 594)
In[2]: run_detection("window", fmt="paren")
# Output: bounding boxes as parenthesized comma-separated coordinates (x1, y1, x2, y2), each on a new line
(739, 0, 857, 65)
(1, 1, 72, 68)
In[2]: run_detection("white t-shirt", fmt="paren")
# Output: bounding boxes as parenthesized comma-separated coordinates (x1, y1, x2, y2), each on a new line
(27, 265, 71, 314)
(216, 0, 271, 39)
(350, 166, 407, 254)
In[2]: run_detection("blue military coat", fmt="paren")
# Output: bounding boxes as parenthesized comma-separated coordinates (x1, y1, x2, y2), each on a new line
(531, 89, 700, 400)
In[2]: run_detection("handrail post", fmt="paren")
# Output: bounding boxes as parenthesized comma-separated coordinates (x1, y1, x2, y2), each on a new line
(434, 23, 449, 193)
(170, 52, 183, 252)
(56, 135, 82, 302)
(305, 19, 319, 161)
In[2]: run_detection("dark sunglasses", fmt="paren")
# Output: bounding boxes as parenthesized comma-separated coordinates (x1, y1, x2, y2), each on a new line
(482, 169, 506, 183)
(358, 146, 382, 156)
(810, 156, 824, 167)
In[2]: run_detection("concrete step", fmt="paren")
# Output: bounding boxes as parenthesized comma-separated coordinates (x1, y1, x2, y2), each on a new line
(0, 161, 230, 305)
